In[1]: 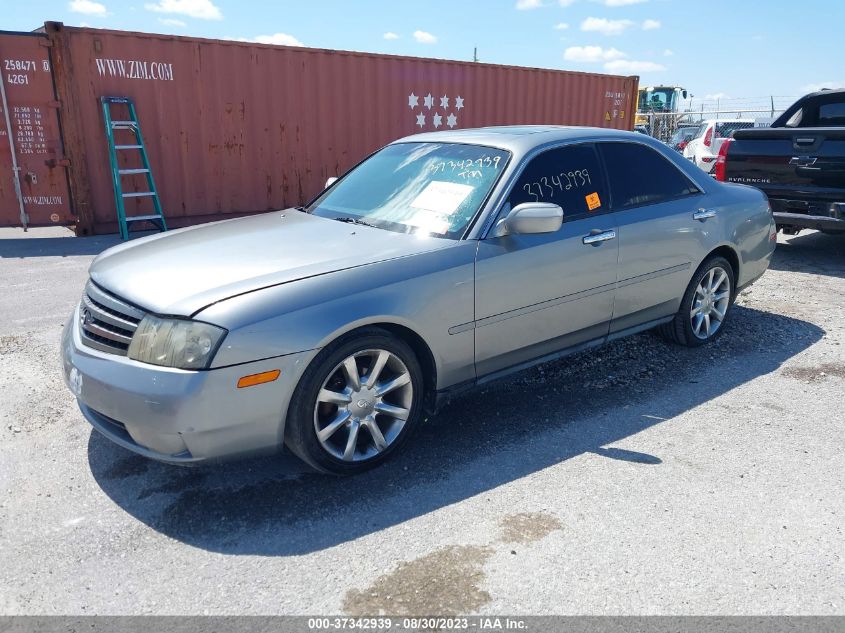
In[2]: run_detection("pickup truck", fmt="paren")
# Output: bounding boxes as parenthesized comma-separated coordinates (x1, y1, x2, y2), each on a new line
(717, 89, 845, 235)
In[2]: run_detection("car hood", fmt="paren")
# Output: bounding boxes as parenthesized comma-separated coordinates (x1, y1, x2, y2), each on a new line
(89, 210, 455, 316)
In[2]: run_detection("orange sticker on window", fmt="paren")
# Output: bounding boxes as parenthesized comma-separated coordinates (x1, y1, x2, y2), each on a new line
(585, 192, 601, 211)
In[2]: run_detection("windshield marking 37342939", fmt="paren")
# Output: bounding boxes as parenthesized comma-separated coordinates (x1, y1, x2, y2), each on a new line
(307, 142, 511, 239)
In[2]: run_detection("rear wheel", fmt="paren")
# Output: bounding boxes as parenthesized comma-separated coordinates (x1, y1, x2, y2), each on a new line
(284, 329, 424, 475)
(661, 256, 734, 347)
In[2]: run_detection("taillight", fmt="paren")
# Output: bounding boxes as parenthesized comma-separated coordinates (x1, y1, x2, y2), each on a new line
(703, 127, 713, 147)
(715, 138, 733, 182)
(678, 140, 688, 150)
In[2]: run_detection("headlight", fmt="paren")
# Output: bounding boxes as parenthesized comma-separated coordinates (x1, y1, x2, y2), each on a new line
(127, 316, 226, 369)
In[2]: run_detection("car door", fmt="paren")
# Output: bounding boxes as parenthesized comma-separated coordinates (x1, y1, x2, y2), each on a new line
(474, 143, 619, 378)
(596, 141, 707, 334)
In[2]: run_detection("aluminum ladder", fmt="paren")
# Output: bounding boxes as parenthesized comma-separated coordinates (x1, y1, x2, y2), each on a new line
(100, 96, 167, 240)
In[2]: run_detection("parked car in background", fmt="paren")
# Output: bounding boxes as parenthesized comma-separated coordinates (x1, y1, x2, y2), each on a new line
(684, 119, 756, 174)
(669, 126, 699, 152)
(718, 88, 845, 235)
(62, 126, 776, 474)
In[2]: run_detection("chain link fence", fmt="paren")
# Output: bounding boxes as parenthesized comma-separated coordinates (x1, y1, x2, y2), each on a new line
(638, 109, 786, 144)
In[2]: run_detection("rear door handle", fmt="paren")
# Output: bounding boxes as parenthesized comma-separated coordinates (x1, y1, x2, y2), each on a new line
(582, 229, 616, 245)
(693, 208, 717, 221)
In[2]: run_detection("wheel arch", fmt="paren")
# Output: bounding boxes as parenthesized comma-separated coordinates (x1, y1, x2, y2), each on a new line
(704, 244, 740, 289)
(314, 319, 439, 414)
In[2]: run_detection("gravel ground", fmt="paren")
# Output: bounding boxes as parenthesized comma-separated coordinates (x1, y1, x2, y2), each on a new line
(0, 226, 843, 615)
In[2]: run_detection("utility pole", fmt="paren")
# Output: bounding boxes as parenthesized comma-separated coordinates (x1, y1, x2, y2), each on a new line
(473, 46, 478, 62)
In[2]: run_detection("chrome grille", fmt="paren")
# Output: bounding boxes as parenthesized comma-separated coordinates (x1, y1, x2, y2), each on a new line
(79, 281, 146, 356)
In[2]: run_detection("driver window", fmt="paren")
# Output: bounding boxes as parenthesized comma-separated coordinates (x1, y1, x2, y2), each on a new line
(507, 144, 608, 220)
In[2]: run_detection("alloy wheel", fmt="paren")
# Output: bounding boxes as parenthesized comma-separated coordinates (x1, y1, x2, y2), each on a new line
(690, 266, 731, 340)
(313, 349, 414, 462)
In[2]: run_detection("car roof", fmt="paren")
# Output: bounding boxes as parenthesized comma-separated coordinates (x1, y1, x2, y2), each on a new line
(391, 125, 645, 153)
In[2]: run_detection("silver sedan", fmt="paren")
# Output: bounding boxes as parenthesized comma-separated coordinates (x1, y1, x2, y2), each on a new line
(61, 126, 776, 474)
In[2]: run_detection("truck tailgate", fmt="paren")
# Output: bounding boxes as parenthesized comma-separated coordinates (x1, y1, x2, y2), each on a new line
(726, 128, 845, 197)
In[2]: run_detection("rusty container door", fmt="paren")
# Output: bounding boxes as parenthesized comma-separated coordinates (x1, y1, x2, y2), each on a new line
(0, 31, 73, 228)
(45, 24, 638, 235)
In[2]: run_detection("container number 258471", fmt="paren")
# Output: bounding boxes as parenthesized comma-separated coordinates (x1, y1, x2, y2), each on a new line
(3, 59, 50, 85)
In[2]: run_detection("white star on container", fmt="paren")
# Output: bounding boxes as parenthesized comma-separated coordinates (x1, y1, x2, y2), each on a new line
(446, 113, 457, 128)
(408, 93, 419, 109)
(424, 93, 434, 109)
(432, 112, 443, 128)
(416, 113, 426, 128)
(440, 95, 449, 108)
(455, 96, 464, 110)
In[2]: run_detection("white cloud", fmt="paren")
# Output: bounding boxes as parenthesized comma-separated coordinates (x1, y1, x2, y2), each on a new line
(703, 92, 730, 100)
(254, 32, 303, 46)
(642, 19, 660, 30)
(413, 30, 437, 44)
(554, 22, 569, 29)
(158, 17, 186, 26)
(383, 32, 399, 40)
(604, 59, 665, 72)
(800, 81, 844, 93)
(663, 48, 673, 56)
(559, 0, 577, 5)
(69, 0, 107, 15)
(564, 45, 625, 62)
(593, 0, 646, 5)
(581, 17, 634, 35)
(516, 0, 544, 8)
(144, 0, 222, 20)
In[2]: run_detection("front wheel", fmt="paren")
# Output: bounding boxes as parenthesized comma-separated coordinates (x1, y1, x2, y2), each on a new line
(284, 328, 424, 475)
(661, 256, 735, 347)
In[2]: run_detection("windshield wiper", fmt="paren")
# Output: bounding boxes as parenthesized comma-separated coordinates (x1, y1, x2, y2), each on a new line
(334, 216, 380, 229)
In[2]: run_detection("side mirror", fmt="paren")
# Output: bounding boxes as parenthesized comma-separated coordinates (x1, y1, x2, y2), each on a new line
(682, 89, 688, 100)
(493, 202, 563, 237)
(324, 176, 338, 189)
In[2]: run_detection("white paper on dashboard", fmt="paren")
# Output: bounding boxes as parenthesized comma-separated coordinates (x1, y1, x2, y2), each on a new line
(410, 181, 474, 215)
(405, 211, 450, 234)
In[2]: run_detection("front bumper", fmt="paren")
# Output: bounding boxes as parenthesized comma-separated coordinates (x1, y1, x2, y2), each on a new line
(61, 304, 314, 464)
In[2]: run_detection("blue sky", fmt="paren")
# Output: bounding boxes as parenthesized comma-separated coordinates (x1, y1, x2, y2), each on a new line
(5, 0, 843, 108)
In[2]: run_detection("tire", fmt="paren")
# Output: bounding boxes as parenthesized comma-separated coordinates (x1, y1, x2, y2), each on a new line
(284, 327, 424, 475)
(660, 256, 735, 347)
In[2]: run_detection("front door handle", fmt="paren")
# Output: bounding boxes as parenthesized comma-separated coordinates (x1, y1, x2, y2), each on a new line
(582, 229, 616, 246)
(693, 208, 717, 221)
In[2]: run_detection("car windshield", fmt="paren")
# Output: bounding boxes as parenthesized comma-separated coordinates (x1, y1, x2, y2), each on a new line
(671, 128, 694, 142)
(692, 123, 709, 139)
(307, 142, 510, 239)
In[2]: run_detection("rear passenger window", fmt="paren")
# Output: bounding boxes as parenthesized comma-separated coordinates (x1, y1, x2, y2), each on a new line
(598, 142, 699, 209)
(818, 101, 845, 125)
(507, 144, 608, 219)
(716, 122, 754, 138)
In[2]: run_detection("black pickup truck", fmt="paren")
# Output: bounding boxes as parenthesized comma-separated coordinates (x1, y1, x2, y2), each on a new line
(718, 89, 845, 235)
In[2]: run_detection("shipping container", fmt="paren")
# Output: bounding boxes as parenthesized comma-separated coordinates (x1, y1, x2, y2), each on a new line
(0, 23, 639, 235)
